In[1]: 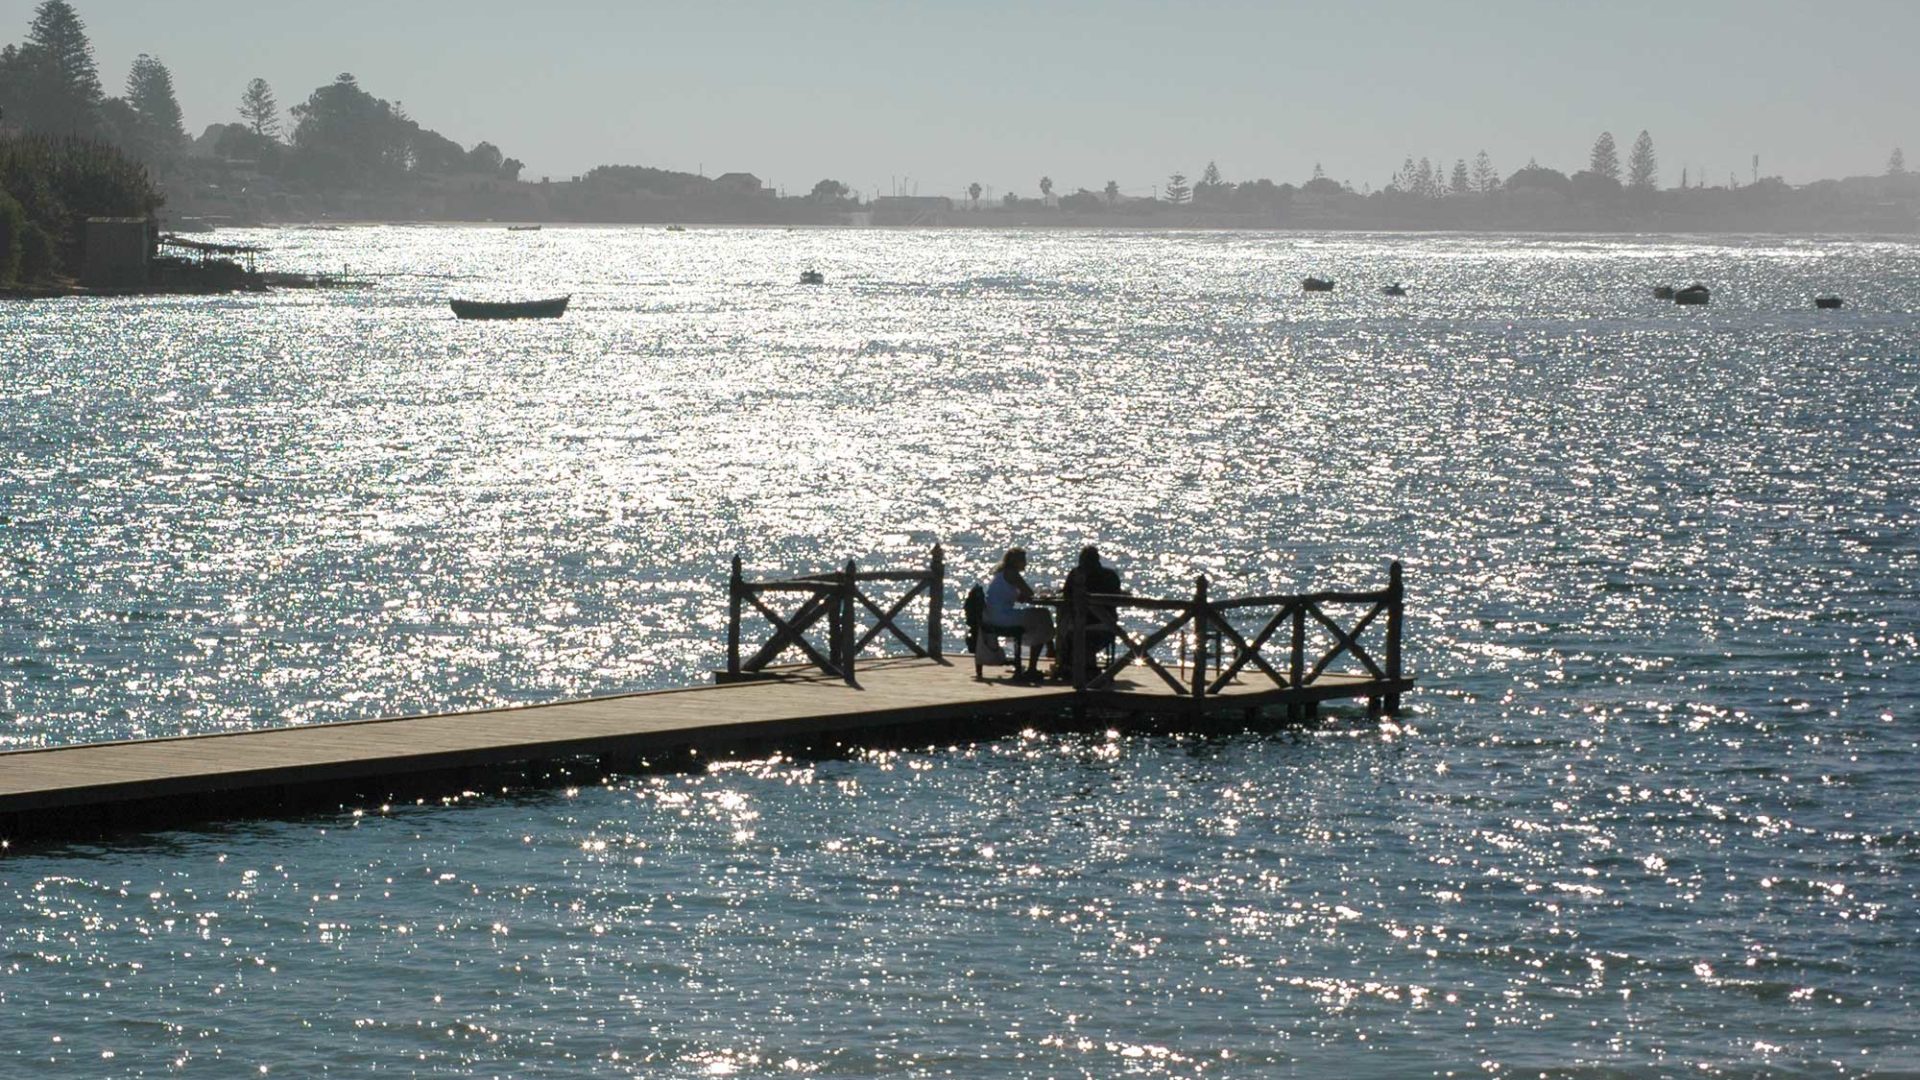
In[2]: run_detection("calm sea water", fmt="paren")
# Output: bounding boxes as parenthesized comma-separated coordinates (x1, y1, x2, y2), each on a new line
(1, 228, 1916, 1076)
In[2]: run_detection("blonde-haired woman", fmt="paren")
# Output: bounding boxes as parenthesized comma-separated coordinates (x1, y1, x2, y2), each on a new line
(981, 547, 1053, 680)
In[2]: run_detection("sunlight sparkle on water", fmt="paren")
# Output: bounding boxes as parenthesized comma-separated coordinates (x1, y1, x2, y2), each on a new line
(1, 227, 1916, 1075)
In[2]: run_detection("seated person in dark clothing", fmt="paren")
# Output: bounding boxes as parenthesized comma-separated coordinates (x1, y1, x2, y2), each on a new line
(1055, 546, 1124, 678)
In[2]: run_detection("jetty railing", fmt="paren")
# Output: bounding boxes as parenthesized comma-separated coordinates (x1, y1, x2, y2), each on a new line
(726, 545, 946, 686)
(1070, 561, 1404, 709)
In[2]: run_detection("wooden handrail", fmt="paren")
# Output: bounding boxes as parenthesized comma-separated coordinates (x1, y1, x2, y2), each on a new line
(728, 547, 1401, 706)
(1212, 588, 1402, 609)
(1064, 562, 1405, 700)
(791, 570, 932, 584)
(725, 545, 946, 685)
(738, 581, 844, 594)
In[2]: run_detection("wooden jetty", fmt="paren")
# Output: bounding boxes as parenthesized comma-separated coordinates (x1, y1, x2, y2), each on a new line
(0, 548, 1411, 848)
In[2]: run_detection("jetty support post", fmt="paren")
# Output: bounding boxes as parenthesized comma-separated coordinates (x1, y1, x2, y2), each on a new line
(928, 544, 944, 660)
(839, 559, 859, 686)
(825, 563, 842, 678)
(1287, 599, 1307, 721)
(1190, 575, 1209, 699)
(1385, 560, 1404, 714)
(727, 555, 743, 678)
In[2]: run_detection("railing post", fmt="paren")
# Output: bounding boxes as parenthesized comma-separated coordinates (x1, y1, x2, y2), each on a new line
(841, 558, 859, 685)
(727, 555, 743, 678)
(1071, 576, 1089, 692)
(1289, 601, 1306, 688)
(928, 544, 945, 660)
(824, 569, 842, 677)
(1190, 575, 1209, 698)
(1385, 560, 1404, 713)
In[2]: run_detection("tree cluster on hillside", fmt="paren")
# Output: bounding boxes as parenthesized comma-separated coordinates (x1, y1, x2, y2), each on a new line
(268, 73, 522, 186)
(975, 138, 1917, 234)
(579, 164, 713, 196)
(0, 1, 524, 193)
(1374, 131, 1657, 203)
(985, 162, 1311, 215)
(1301, 132, 1918, 231)
(1217, 124, 1920, 231)
(0, 3, 167, 284)
(0, 2, 187, 173)
(533, 163, 823, 224)
(0, 0, 103, 137)
(3, 2, 1911, 232)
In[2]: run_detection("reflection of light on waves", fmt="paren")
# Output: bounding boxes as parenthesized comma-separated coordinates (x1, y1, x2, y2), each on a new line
(2, 228, 1913, 1072)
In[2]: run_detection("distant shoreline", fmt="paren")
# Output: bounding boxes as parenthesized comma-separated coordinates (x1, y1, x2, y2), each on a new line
(162, 160, 1919, 238)
(205, 218, 1920, 241)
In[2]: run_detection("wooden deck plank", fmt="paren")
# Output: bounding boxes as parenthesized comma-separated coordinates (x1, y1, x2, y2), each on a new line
(0, 657, 1410, 839)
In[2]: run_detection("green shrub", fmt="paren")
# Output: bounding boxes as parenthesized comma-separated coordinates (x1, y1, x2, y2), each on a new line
(0, 133, 162, 281)
(20, 223, 58, 282)
(0, 192, 23, 286)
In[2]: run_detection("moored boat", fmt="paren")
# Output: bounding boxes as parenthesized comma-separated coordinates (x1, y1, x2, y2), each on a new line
(449, 295, 571, 320)
(1673, 284, 1710, 306)
(1302, 276, 1335, 292)
(1381, 282, 1408, 297)
(1652, 285, 1676, 300)
(507, 225, 542, 232)
(799, 269, 825, 285)
(1813, 296, 1844, 309)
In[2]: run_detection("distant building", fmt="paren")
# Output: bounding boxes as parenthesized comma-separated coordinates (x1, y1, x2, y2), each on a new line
(712, 172, 766, 196)
(82, 218, 151, 289)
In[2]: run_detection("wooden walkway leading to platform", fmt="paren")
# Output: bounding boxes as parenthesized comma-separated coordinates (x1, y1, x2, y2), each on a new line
(0, 549, 1413, 848)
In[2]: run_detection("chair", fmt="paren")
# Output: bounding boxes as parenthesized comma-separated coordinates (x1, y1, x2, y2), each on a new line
(1059, 568, 1124, 682)
(963, 585, 1027, 680)
(1058, 611, 1121, 683)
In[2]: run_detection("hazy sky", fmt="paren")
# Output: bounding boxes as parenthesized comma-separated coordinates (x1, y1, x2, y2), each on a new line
(15, 0, 1916, 197)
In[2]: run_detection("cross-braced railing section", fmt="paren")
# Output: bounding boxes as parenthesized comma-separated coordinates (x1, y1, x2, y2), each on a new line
(726, 546, 946, 687)
(1070, 562, 1404, 709)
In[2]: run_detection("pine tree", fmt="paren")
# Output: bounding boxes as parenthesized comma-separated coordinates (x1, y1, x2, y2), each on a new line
(1890, 148, 1908, 176)
(125, 54, 184, 160)
(1164, 172, 1190, 204)
(1415, 156, 1436, 198)
(1103, 180, 1119, 205)
(1192, 161, 1226, 206)
(1589, 131, 1620, 182)
(1451, 158, 1470, 195)
(239, 77, 280, 138)
(1627, 130, 1658, 190)
(16, 0, 103, 135)
(1392, 155, 1415, 193)
(0, 44, 19, 114)
(1471, 150, 1498, 194)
